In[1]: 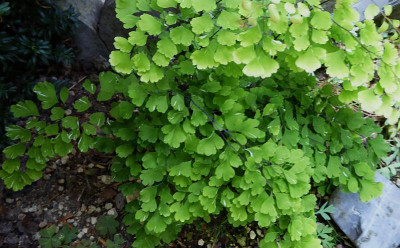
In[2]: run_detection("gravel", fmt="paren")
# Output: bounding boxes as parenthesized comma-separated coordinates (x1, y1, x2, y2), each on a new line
(105, 202, 113, 210)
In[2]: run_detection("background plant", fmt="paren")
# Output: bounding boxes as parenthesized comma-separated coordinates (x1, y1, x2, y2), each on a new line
(1, 0, 398, 248)
(0, 0, 79, 150)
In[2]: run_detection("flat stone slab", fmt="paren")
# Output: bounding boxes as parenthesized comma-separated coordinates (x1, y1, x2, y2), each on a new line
(330, 173, 400, 248)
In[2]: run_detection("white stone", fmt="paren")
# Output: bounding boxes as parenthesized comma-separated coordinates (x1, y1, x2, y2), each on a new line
(87, 205, 96, 214)
(77, 167, 84, 173)
(105, 203, 113, 210)
(88, 163, 94, 168)
(65, 109, 72, 116)
(61, 156, 69, 165)
(28, 205, 37, 213)
(101, 175, 113, 185)
(198, 239, 205, 246)
(331, 173, 400, 248)
(107, 208, 117, 217)
(249, 230, 256, 240)
(39, 220, 48, 228)
(81, 204, 87, 212)
(58, 186, 64, 191)
(90, 217, 97, 225)
(82, 228, 88, 234)
(77, 232, 84, 239)
(5, 198, 14, 204)
(33, 232, 40, 241)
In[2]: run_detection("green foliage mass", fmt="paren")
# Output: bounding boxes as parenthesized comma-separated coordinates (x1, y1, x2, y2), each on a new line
(1, 0, 398, 247)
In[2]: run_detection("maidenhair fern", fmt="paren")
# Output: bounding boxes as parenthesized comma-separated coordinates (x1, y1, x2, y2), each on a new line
(1, 0, 398, 248)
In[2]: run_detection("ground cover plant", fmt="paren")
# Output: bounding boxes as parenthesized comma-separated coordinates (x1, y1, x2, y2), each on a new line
(1, 0, 399, 247)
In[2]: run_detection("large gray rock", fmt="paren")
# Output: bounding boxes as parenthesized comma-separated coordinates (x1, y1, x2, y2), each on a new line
(330, 173, 400, 248)
(352, 0, 400, 20)
(54, 0, 105, 31)
(54, 0, 110, 71)
(98, 0, 130, 52)
(322, 0, 400, 20)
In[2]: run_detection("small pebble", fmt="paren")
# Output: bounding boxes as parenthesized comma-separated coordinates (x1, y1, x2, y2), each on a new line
(18, 214, 26, 220)
(249, 230, 256, 240)
(198, 239, 205, 246)
(33, 232, 41, 241)
(77, 232, 84, 239)
(101, 175, 113, 185)
(67, 219, 74, 223)
(58, 179, 65, 184)
(43, 174, 51, 180)
(58, 203, 64, 210)
(76, 211, 82, 217)
(81, 204, 87, 212)
(105, 203, 113, 210)
(88, 205, 96, 214)
(82, 228, 88, 234)
(5, 198, 14, 204)
(65, 109, 72, 115)
(39, 220, 48, 228)
(77, 167, 84, 173)
(107, 208, 118, 217)
(58, 186, 64, 191)
(96, 207, 101, 213)
(90, 217, 97, 225)
(28, 205, 38, 212)
(89, 236, 94, 240)
(88, 163, 94, 168)
(256, 229, 262, 236)
(61, 156, 69, 165)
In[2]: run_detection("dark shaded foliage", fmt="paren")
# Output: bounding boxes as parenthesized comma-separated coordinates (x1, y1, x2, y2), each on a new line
(0, 0, 79, 150)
